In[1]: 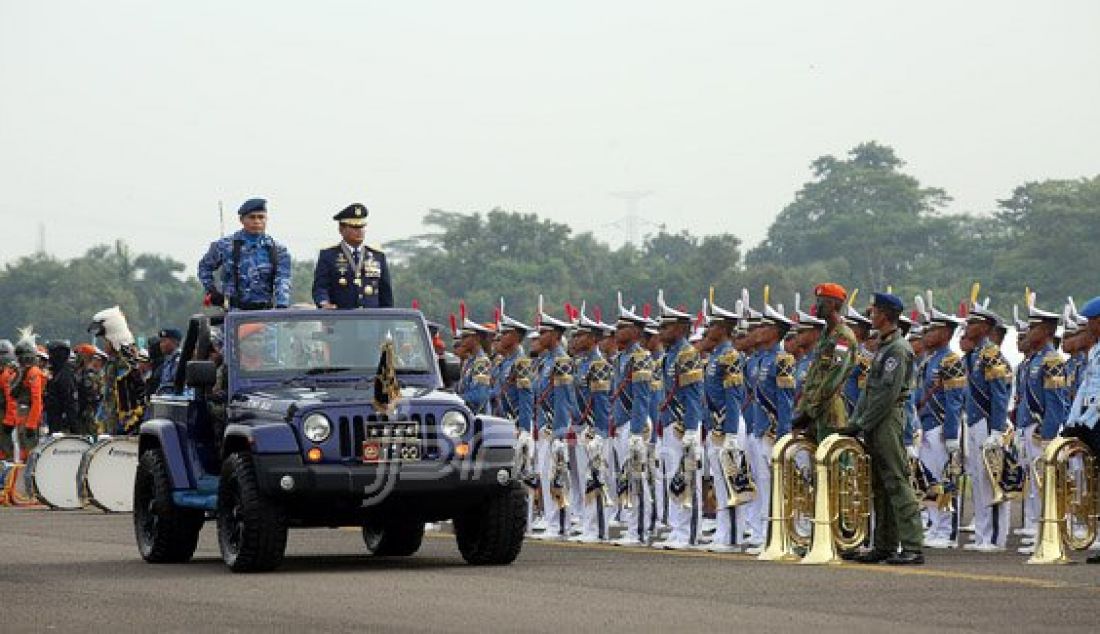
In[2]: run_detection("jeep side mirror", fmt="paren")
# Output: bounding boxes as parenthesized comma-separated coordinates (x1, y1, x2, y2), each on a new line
(186, 360, 218, 389)
(439, 355, 461, 386)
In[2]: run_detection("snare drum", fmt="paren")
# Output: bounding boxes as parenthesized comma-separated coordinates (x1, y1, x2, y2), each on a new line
(79, 436, 139, 512)
(28, 435, 92, 509)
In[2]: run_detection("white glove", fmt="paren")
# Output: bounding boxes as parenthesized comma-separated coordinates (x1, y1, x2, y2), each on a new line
(722, 435, 741, 453)
(906, 445, 919, 460)
(983, 430, 1003, 449)
(945, 438, 961, 453)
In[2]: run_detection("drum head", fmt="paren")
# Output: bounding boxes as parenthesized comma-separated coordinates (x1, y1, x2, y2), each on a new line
(84, 438, 139, 512)
(31, 436, 92, 509)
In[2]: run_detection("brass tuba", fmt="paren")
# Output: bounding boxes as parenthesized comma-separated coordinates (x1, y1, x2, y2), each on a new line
(801, 434, 873, 565)
(759, 434, 818, 561)
(718, 441, 756, 508)
(983, 424, 1026, 505)
(1027, 436, 1099, 564)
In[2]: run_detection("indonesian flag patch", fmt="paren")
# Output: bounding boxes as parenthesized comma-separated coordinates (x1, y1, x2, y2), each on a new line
(835, 341, 850, 356)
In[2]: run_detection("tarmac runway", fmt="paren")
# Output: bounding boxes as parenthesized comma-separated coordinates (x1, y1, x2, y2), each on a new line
(1, 506, 1097, 633)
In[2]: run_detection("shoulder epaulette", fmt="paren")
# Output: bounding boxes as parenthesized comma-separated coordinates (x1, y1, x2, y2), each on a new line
(775, 352, 796, 389)
(979, 343, 1010, 381)
(676, 347, 704, 386)
(588, 358, 612, 392)
(553, 355, 574, 386)
(940, 352, 967, 389)
(1042, 353, 1067, 389)
(368, 243, 384, 253)
(514, 357, 534, 389)
(471, 356, 492, 385)
(629, 350, 652, 382)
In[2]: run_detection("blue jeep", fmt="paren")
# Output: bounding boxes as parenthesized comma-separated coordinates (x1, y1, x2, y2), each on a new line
(133, 309, 525, 572)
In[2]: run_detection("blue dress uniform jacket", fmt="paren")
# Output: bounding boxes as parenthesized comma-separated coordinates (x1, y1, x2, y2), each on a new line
(903, 355, 924, 447)
(659, 338, 705, 432)
(749, 343, 795, 438)
(612, 343, 652, 436)
(1013, 353, 1033, 431)
(1066, 343, 1100, 430)
(574, 350, 612, 435)
(965, 339, 1012, 433)
(649, 353, 665, 440)
(534, 344, 579, 439)
(917, 347, 966, 440)
(704, 341, 745, 435)
(490, 349, 533, 431)
(794, 351, 815, 397)
(312, 244, 393, 309)
(198, 230, 292, 308)
(1067, 351, 1088, 403)
(1020, 343, 1069, 440)
(456, 350, 492, 415)
(842, 345, 872, 415)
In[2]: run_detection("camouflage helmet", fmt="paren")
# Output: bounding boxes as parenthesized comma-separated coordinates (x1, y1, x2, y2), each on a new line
(0, 339, 14, 365)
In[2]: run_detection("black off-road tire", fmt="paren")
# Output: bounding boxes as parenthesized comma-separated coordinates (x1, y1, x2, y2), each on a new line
(453, 482, 526, 565)
(362, 518, 425, 556)
(133, 448, 204, 563)
(216, 452, 288, 573)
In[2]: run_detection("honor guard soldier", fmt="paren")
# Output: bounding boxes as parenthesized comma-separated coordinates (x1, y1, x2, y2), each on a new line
(313, 203, 393, 309)
(490, 298, 533, 427)
(913, 293, 967, 549)
(791, 293, 825, 393)
(1064, 296, 1100, 563)
(842, 292, 874, 416)
(454, 313, 494, 415)
(1010, 306, 1042, 543)
(701, 295, 747, 552)
(199, 198, 292, 310)
(652, 290, 705, 550)
(843, 292, 924, 565)
(961, 290, 1013, 551)
(1062, 298, 1092, 401)
(642, 310, 670, 532)
(903, 323, 925, 463)
(570, 305, 613, 542)
(609, 294, 654, 546)
(792, 283, 859, 443)
(738, 292, 765, 546)
(531, 297, 580, 540)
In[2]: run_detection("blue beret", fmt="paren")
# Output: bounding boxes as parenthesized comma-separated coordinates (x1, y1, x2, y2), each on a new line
(158, 328, 182, 341)
(1081, 296, 1100, 319)
(238, 198, 267, 216)
(872, 292, 904, 312)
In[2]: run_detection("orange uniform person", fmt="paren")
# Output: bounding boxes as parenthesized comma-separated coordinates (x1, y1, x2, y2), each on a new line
(1, 332, 45, 461)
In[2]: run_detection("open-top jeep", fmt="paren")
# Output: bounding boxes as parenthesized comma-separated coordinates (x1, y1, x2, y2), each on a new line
(134, 308, 525, 572)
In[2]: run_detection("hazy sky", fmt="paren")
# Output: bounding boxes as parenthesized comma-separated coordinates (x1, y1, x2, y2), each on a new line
(2, 1, 1098, 272)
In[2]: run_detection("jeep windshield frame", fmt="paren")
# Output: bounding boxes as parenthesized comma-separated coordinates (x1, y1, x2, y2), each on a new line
(224, 309, 440, 393)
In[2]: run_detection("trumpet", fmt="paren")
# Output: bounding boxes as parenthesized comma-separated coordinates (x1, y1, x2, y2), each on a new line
(801, 434, 873, 565)
(1027, 436, 1099, 564)
(759, 434, 817, 561)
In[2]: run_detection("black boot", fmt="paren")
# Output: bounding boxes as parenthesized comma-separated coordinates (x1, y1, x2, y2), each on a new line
(852, 549, 893, 564)
(1087, 553, 1100, 564)
(886, 549, 925, 565)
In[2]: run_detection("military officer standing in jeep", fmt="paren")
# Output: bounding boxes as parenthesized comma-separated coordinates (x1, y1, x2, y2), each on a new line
(313, 203, 394, 309)
(198, 198, 292, 310)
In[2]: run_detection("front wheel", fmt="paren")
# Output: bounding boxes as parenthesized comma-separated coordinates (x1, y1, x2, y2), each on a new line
(133, 448, 204, 563)
(453, 482, 526, 565)
(362, 518, 425, 556)
(216, 452, 288, 572)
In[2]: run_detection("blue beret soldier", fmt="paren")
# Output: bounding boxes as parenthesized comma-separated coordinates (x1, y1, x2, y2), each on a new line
(312, 203, 393, 309)
(198, 198, 292, 310)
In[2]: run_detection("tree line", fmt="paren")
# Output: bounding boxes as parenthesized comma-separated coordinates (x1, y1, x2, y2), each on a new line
(2, 141, 1096, 342)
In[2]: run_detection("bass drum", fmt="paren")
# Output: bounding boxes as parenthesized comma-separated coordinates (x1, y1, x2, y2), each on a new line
(79, 436, 139, 512)
(29, 435, 92, 510)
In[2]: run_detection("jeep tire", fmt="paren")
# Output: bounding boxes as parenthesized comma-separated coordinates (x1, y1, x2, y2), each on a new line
(134, 448, 204, 563)
(361, 518, 425, 556)
(217, 452, 288, 572)
(453, 482, 526, 565)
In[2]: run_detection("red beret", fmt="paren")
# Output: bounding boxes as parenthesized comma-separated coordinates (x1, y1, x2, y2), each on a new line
(814, 283, 848, 302)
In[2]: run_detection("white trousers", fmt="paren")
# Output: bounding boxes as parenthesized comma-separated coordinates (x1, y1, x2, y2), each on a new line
(745, 434, 774, 544)
(577, 434, 611, 540)
(536, 437, 569, 536)
(1018, 424, 1043, 532)
(965, 423, 1011, 547)
(920, 426, 953, 540)
(706, 439, 746, 547)
(615, 426, 652, 541)
(653, 432, 669, 529)
(660, 428, 703, 544)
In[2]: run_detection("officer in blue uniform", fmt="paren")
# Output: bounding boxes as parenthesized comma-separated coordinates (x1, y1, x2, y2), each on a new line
(842, 302, 873, 416)
(652, 290, 705, 550)
(490, 299, 533, 428)
(571, 305, 613, 542)
(454, 316, 494, 415)
(609, 295, 653, 546)
(312, 203, 393, 309)
(198, 198, 292, 310)
(1064, 295, 1100, 563)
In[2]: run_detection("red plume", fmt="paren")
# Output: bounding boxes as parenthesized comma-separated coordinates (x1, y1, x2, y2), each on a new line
(594, 306, 603, 323)
(958, 301, 968, 317)
(459, 301, 467, 322)
(493, 307, 501, 324)
(411, 298, 420, 310)
(642, 303, 652, 319)
(809, 304, 817, 316)
(449, 314, 458, 336)
(696, 310, 705, 328)
(910, 310, 919, 321)
(564, 302, 574, 321)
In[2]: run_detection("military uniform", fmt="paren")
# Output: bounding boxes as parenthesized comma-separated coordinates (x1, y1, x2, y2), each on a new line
(609, 313, 652, 545)
(571, 313, 613, 541)
(1065, 297, 1100, 455)
(795, 314, 859, 442)
(198, 199, 291, 310)
(964, 330, 1013, 550)
(702, 298, 746, 551)
(532, 307, 580, 539)
(847, 296, 923, 562)
(76, 362, 105, 436)
(916, 339, 966, 546)
(311, 203, 393, 309)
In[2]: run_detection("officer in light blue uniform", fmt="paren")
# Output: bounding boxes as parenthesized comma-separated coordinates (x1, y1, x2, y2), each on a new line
(609, 295, 653, 546)
(738, 296, 765, 546)
(962, 301, 1013, 551)
(842, 303, 873, 416)
(312, 203, 393, 309)
(532, 299, 579, 539)
(652, 290, 705, 550)
(454, 316, 493, 415)
(792, 294, 826, 396)
(570, 305, 613, 542)
(489, 299, 533, 429)
(1064, 295, 1100, 564)
(198, 198, 292, 310)
(702, 297, 747, 552)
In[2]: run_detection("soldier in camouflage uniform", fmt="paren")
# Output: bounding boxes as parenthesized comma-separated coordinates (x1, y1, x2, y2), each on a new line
(792, 284, 860, 442)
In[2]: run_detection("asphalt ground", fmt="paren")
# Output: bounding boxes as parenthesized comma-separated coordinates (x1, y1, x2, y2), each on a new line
(1, 506, 1097, 633)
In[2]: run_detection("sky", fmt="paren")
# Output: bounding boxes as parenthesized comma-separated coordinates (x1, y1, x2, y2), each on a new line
(1, 1, 1098, 272)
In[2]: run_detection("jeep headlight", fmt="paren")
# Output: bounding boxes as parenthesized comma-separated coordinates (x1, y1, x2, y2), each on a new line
(441, 410, 468, 439)
(302, 413, 332, 443)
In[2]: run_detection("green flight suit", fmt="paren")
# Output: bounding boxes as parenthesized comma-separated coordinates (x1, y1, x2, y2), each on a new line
(795, 323, 859, 442)
(848, 326, 923, 552)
